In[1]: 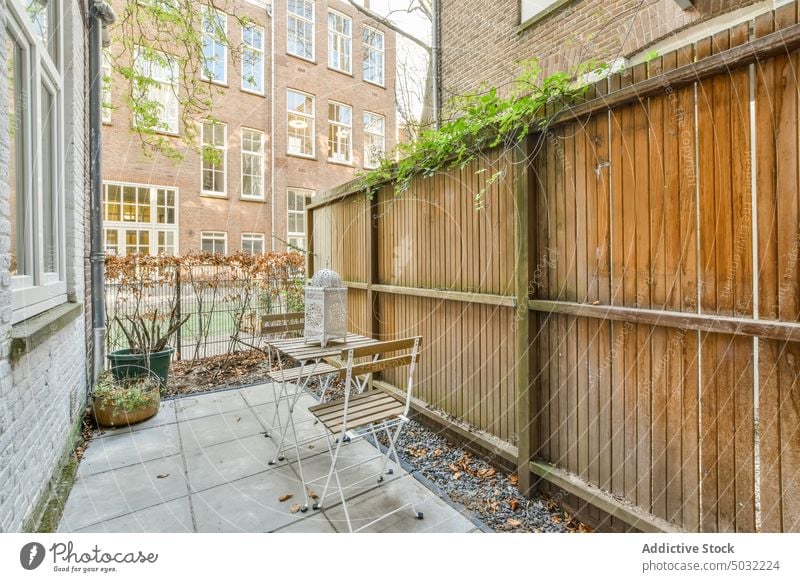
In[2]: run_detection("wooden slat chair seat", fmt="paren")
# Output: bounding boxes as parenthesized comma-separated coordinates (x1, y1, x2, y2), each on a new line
(307, 336, 422, 532)
(308, 391, 404, 435)
(268, 361, 341, 384)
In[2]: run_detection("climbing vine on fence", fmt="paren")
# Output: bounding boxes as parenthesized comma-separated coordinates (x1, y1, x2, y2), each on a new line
(360, 58, 609, 202)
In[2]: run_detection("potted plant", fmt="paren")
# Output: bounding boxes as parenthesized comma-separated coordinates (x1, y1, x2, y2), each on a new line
(92, 370, 161, 428)
(108, 303, 188, 385)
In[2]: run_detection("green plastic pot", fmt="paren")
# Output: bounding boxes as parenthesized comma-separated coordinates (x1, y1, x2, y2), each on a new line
(107, 346, 175, 386)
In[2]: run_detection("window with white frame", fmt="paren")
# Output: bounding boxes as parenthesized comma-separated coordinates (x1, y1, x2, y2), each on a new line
(201, 231, 227, 254)
(241, 233, 264, 254)
(363, 112, 385, 169)
(7, 0, 67, 324)
(241, 128, 264, 199)
(133, 46, 179, 133)
(201, 121, 227, 195)
(201, 9, 227, 84)
(287, 189, 312, 250)
(363, 27, 384, 86)
(103, 183, 178, 256)
(520, 0, 566, 24)
(327, 10, 351, 73)
(328, 101, 352, 163)
(287, 0, 314, 60)
(242, 23, 264, 93)
(102, 50, 112, 123)
(287, 89, 314, 157)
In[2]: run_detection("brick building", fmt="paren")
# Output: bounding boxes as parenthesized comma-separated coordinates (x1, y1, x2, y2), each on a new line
(101, 0, 396, 255)
(439, 0, 786, 100)
(1, 0, 93, 531)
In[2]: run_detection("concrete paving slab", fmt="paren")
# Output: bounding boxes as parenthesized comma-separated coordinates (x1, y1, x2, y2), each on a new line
(192, 465, 310, 532)
(59, 456, 188, 531)
(272, 513, 336, 533)
(323, 475, 476, 533)
(175, 390, 248, 421)
(179, 407, 264, 451)
(75, 497, 193, 533)
(238, 382, 292, 407)
(78, 423, 181, 477)
(184, 433, 278, 492)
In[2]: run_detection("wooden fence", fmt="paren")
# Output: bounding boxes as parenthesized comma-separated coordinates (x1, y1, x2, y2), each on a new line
(307, 2, 800, 533)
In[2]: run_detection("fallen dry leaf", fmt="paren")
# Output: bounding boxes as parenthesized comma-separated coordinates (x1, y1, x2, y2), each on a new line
(506, 518, 522, 528)
(452, 471, 462, 480)
(278, 494, 293, 502)
(156, 474, 169, 479)
(309, 491, 319, 500)
(508, 474, 519, 486)
(433, 448, 442, 457)
(448, 462, 460, 472)
(290, 503, 302, 514)
(510, 499, 520, 512)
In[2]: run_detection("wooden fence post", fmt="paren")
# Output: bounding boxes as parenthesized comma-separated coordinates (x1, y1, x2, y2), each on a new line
(513, 139, 533, 496)
(367, 192, 380, 338)
(306, 205, 315, 280)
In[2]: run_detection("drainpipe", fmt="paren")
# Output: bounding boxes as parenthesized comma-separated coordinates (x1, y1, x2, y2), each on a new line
(88, 0, 116, 383)
(269, 2, 276, 251)
(432, 0, 441, 129)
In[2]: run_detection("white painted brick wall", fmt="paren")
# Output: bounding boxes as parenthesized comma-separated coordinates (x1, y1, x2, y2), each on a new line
(0, 0, 89, 532)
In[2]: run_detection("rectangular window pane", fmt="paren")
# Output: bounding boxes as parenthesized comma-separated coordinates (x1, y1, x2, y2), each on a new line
(328, 102, 352, 163)
(327, 11, 351, 73)
(104, 229, 118, 255)
(133, 47, 179, 133)
(363, 28, 384, 85)
(242, 233, 264, 254)
(287, 189, 311, 252)
(201, 232, 226, 254)
(202, 10, 227, 83)
(41, 83, 56, 273)
(241, 129, 264, 198)
(287, 0, 314, 60)
(202, 121, 226, 194)
(242, 24, 264, 92)
(363, 112, 385, 169)
(7, 34, 25, 276)
(287, 89, 314, 156)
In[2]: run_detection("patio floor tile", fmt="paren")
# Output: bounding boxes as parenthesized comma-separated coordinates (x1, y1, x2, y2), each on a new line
(75, 497, 193, 533)
(184, 433, 279, 492)
(179, 407, 264, 451)
(174, 390, 248, 421)
(59, 456, 189, 531)
(191, 465, 311, 532)
(78, 423, 181, 477)
(323, 476, 476, 533)
(238, 382, 288, 407)
(272, 513, 336, 533)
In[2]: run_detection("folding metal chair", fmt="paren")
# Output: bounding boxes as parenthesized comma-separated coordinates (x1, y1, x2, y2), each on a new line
(307, 336, 422, 532)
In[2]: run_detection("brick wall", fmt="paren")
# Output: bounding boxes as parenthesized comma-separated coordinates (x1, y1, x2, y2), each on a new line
(440, 0, 761, 99)
(0, 0, 89, 532)
(101, 0, 396, 253)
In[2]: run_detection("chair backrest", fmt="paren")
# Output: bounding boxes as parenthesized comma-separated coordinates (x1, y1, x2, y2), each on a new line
(340, 336, 422, 417)
(261, 311, 305, 336)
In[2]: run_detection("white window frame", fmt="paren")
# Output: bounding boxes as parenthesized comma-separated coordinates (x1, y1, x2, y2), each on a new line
(519, 0, 569, 27)
(286, 88, 315, 158)
(201, 8, 227, 85)
(102, 181, 179, 256)
(7, 0, 68, 324)
(241, 232, 265, 254)
(240, 127, 264, 200)
(201, 231, 227, 255)
(327, 100, 352, 164)
(286, 188, 313, 251)
(201, 120, 227, 196)
(363, 111, 385, 169)
(133, 46, 179, 134)
(327, 9, 352, 74)
(287, 0, 315, 62)
(241, 22, 264, 94)
(363, 26, 384, 87)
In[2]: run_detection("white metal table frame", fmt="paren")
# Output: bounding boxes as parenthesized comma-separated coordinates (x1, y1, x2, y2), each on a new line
(262, 333, 379, 511)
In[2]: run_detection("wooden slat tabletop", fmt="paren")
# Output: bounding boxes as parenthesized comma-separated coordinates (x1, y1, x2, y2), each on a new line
(266, 333, 378, 361)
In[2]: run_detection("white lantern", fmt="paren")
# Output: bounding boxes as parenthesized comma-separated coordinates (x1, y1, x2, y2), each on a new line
(304, 267, 348, 347)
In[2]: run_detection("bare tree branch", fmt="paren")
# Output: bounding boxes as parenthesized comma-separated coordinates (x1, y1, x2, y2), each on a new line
(346, 0, 431, 52)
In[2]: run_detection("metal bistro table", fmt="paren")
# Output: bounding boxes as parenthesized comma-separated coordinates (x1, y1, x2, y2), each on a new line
(263, 332, 379, 511)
